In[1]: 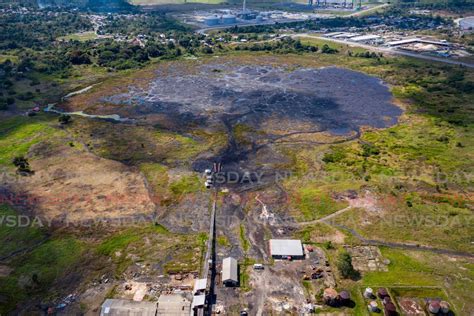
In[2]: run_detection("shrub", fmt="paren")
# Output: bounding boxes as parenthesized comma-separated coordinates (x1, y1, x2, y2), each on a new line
(321, 44, 338, 54)
(58, 114, 72, 125)
(13, 156, 33, 174)
(337, 250, 359, 279)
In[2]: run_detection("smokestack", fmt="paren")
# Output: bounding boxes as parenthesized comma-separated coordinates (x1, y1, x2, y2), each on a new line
(243, 0, 246, 13)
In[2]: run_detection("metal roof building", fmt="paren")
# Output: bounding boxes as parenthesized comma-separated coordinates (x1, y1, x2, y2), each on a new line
(269, 239, 304, 259)
(157, 294, 191, 315)
(191, 294, 206, 309)
(100, 299, 157, 316)
(350, 34, 381, 43)
(193, 278, 207, 295)
(222, 257, 239, 286)
(386, 38, 451, 47)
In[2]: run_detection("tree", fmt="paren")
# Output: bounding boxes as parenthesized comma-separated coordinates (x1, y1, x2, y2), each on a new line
(13, 156, 33, 175)
(337, 251, 359, 279)
(58, 114, 72, 125)
(321, 44, 338, 54)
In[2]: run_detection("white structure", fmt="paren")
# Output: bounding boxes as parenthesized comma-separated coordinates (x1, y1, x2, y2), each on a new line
(222, 257, 239, 286)
(100, 299, 157, 316)
(459, 16, 474, 32)
(332, 32, 359, 39)
(386, 38, 451, 47)
(269, 239, 304, 259)
(350, 34, 381, 43)
(193, 278, 207, 295)
(191, 294, 206, 310)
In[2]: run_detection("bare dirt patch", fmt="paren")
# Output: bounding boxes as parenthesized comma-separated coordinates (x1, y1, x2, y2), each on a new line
(0, 265, 13, 277)
(344, 246, 389, 272)
(10, 142, 155, 223)
(397, 297, 427, 315)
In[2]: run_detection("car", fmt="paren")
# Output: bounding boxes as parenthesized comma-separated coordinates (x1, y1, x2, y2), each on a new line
(253, 264, 264, 270)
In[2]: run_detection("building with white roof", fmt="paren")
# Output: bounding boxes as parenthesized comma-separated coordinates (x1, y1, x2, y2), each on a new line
(269, 239, 304, 259)
(350, 34, 382, 43)
(193, 278, 207, 295)
(191, 294, 206, 310)
(222, 257, 239, 286)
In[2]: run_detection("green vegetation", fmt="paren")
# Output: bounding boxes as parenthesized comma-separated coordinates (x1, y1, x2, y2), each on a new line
(0, 204, 47, 258)
(57, 31, 99, 42)
(0, 115, 61, 166)
(337, 250, 360, 279)
(170, 174, 202, 198)
(290, 186, 348, 221)
(239, 224, 250, 253)
(234, 37, 319, 54)
(295, 222, 340, 243)
(0, 237, 84, 314)
(217, 234, 231, 247)
(362, 248, 436, 286)
(238, 257, 256, 292)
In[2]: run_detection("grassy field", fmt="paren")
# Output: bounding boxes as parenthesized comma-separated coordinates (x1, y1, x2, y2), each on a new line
(0, 115, 64, 167)
(57, 31, 98, 42)
(0, 235, 84, 314)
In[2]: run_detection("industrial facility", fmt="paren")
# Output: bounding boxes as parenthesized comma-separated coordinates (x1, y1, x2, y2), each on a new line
(269, 239, 304, 260)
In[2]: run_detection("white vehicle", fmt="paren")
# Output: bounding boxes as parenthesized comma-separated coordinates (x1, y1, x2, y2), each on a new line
(253, 264, 264, 270)
(205, 169, 212, 175)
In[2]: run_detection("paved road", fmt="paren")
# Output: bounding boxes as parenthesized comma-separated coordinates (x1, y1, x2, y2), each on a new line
(294, 34, 474, 69)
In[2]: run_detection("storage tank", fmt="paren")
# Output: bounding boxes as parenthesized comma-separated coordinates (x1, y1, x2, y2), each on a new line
(256, 15, 263, 22)
(222, 14, 237, 24)
(204, 16, 220, 26)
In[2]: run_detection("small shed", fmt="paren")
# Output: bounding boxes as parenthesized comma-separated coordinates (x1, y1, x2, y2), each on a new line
(191, 294, 206, 311)
(222, 257, 239, 287)
(193, 278, 207, 295)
